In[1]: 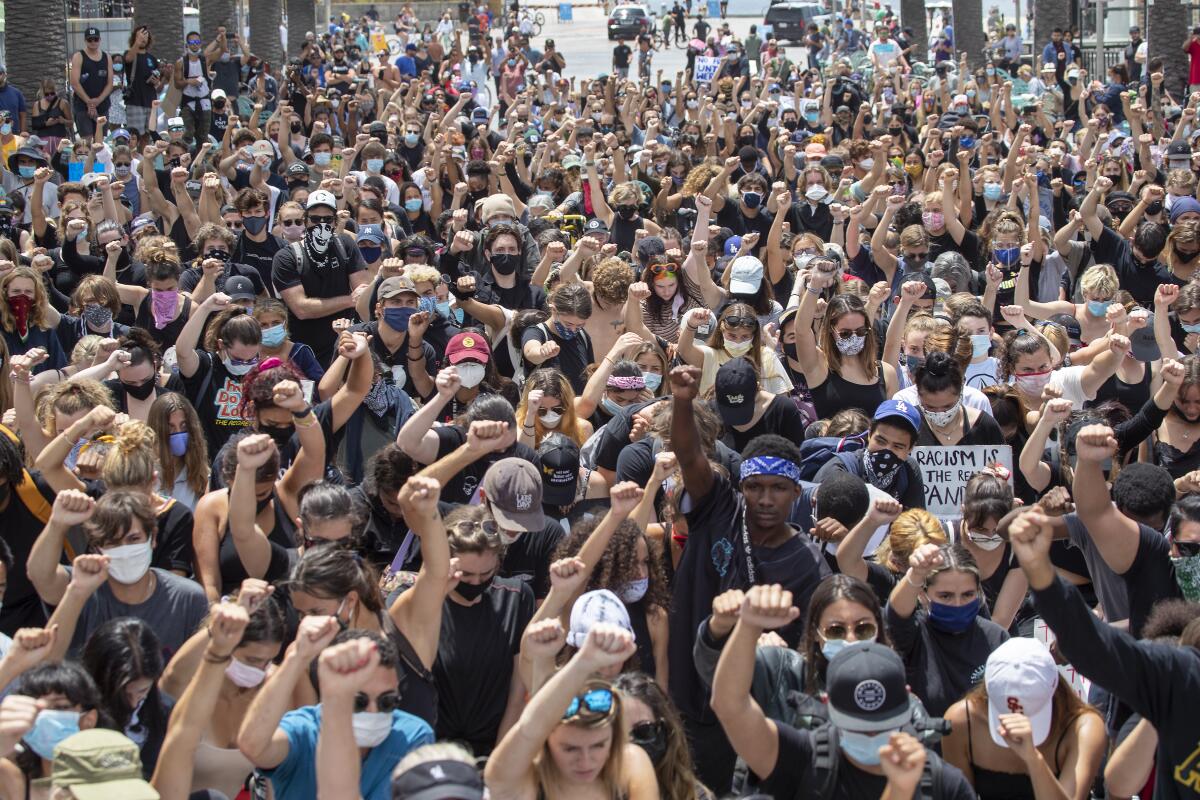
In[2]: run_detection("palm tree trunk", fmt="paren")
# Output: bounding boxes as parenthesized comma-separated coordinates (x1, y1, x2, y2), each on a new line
(952, 0, 986, 70)
(7, 0, 66, 104)
(1149, 0, 1190, 98)
(136, 0, 185, 72)
(900, 0, 928, 63)
(1033, 0, 1070, 61)
(201, 0, 239, 42)
(250, 0, 284, 67)
(287, 0, 316, 56)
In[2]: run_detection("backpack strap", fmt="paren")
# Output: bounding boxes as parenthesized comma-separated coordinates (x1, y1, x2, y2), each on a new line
(919, 750, 943, 800)
(811, 725, 838, 800)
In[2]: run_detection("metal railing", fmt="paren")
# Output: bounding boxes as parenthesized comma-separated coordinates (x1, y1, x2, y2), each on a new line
(67, 0, 199, 18)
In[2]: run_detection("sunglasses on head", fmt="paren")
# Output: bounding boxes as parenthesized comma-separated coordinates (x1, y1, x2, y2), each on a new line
(649, 263, 678, 275)
(820, 620, 878, 641)
(835, 326, 871, 339)
(353, 691, 402, 713)
(721, 315, 758, 329)
(564, 688, 614, 719)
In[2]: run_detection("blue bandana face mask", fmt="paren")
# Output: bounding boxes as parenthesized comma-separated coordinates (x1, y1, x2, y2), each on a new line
(839, 729, 892, 766)
(418, 296, 438, 317)
(927, 597, 981, 633)
(554, 321, 579, 340)
(993, 246, 1020, 267)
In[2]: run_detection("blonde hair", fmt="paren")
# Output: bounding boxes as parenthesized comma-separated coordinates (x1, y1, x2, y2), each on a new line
(36, 379, 115, 435)
(517, 369, 588, 447)
(1167, 221, 1200, 272)
(1166, 168, 1196, 194)
(406, 265, 441, 286)
(875, 508, 949, 572)
(534, 679, 626, 800)
(609, 182, 640, 206)
(903, 312, 941, 345)
(1079, 263, 1119, 298)
(395, 742, 476, 778)
(101, 420, 159, 490)
(70, 334, 104, 368)
(0, 267, 50, 332)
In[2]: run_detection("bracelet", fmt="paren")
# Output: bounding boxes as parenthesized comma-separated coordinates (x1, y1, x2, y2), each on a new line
(291, 405, 313, 418)
(906, 574, 924, 590)
(203, 648, 233, 664)
(407, 354, 425, 362)
(806, 285, 822, 295)
(295, 414, 319, 428)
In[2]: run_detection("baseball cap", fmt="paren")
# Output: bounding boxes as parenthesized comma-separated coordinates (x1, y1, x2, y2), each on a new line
(872, 399, 921, 436)
(1168, 140, 1193, 159)
(567, 589, 635, 648)
(826, 642, 913, 733)
(738, 145, 758, 163)
(356, 223, 386, 244)
(224, 275, 256, 302)
(561, 153, 584, 170)
(723, 235, 743, 257)
(985, 638, 1058, 748)
(368, 121, 388, 139)
(1129, 311, 1160, 362)
(805, 142, 827, 160)
(40, 729, 159, 799)
(481, 458, 545, 531)
(635, 235, 665, 263)
(251, 139, 274, 159)
(111, 128, 131, 143)
(307, 189, 337, 210)
(378, 275, 418, 300)
(1046, 313, 1083, 348)
(715, 358, 758, 427)
(391, 758, 484, 800)
(85, 26, 101, 38)
(1170, 196, 1200, 225)
(445, 332, 490, 365)
(538, 432, 580, 506)
(470, 107, 489, 124)
(287, 161, 311, 180)
(729, 255, 764, 294)
(211, 88, 228, 101)
(584, 217, 610, 236)
(166, 116, 185, 130)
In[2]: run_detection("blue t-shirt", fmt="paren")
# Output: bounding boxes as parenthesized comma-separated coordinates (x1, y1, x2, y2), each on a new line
(266, 705, 434, 800)
(394, 55, 417, 76)
(0, 86, 28, 130)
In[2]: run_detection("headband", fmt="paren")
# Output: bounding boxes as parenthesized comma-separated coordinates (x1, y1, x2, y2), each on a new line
(607, 375, 646, 391)
(739, 456, 803, 486)
(256, 357, 284, 373)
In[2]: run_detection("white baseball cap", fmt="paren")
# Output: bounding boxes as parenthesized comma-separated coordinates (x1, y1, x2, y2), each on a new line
(211, 88, 227, 101)
(728, 255, 764, 295)
(306, 190, 337, 210)
(985, 637, 1059, 748)
(566, 589, 635, 648)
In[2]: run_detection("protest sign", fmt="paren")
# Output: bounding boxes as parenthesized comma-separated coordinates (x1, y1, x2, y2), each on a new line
(912, 445, 1013, 519)
(694, 56, 721, 83)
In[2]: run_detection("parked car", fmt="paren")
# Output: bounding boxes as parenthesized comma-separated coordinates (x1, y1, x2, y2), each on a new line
(763, 2, 829, 43)
(608, 4, 652, 40)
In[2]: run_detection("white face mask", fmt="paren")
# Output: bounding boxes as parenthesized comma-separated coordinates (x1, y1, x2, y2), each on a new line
(725, 339, 753, 357)
(456, 362, 486, 388)
(224, 657, 267, 688)
(352, 711, 393, 747)
(923, 402, 959, 428)
(102, 540, 153, 584)
(805, 185, 827, 202)
(539, 410, 562, 428)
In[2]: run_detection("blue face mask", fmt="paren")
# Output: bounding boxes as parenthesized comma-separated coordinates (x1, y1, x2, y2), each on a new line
(313, 152, 332, 167)
(404, 198, 423, 213)
(983, 183, 1003, 201)
(601, 396, 624, 415)
(993, 246, 1020, 267)
(0, 124, 12, 136)
(404, 133, 420, 148)
(642, 371, 662, 391)
(260, 323, 287, 348)
(905, 354, 925, 373)
(383, 306, 416, 332)
(1183, 321, 1200, 335)
(928, 597, 982, 633)
(820, 636, 875, 662)
(168, 430, 190, 457)
(553, 320, 578, 340)
(366, 158, 384, 174)
(418, 295, 438, 316)
(435, 300, 452, 319)
(18, 165, 35, 179)
(970, 333, 991, 358)
(959, 136, 976, 149)
(838, 729, 893, 766)
(359, 245, 382, 263)
(24, 709, 82, 760)
(1086, 299, 1110, 317)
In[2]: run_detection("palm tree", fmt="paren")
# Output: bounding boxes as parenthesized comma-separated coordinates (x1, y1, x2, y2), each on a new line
(6, 0, 65, 106)
(900, 0, 928, 63)
(952, 0, 986, 70)
(287, 0, 316, 56)
(1033, 0, 1070, 59)
(1149, 0, 1191, 98)
(201, 0, 238, 43)
(249, 0, 284, 67)
(136, 0, 186, 70)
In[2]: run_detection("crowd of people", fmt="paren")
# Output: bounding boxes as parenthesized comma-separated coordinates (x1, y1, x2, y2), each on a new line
(0, 2, 1192, 799)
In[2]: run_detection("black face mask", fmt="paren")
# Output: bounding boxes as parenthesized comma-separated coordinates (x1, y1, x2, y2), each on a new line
(123, 375, 157, 401)
(782, 341, 798, 360)
(1133, 253, 1158, 269)
(737, 136, 755, 148)
(455, 575, 493, 600)
(616, 206, 638, 221)
(259, 423, 293, 450)
(490, 252, 520, 275)
(1146, 200, 1164, 216)
(782, 119, 798, 132)
(290, 121, 302, 134)
(1175, 245, 1199, 263)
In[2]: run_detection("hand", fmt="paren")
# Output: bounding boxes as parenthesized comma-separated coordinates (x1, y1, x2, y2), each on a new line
(466, 420, 509, 453)
(317, 637, 380, 697)
(879, 732, 927, 792)
(866, 496, 903, 526)
(436, 367, 462, 397)
(709, 589, 745, 638)
(650, 451, 678, 483)
(538, 340, 560, 360)
(1155, 283, 1179, 309)
(1108, 333, 1131, 359)
(1038, 487, 1075, 517)
(70, 553, 109, 594)
(1094, 176, 1113, 194)
(900, 280, 926, 303)
(1161, 358, 1185, 388)
(51, 489, 96, 527)
(207, 602, 250, 657)
(608, 481, 645, 518)
(32, 167, 52, 185)
(668, 364, 702, 401)
(1000, 305, 1027, 328)
(1041, 397, 1073, 425)
(271, 379, 308, 412)
(236, 432, 278, 470)
(548, 556, 589, 598)
(64, 218, 88, 239)
(205, 292, 231, 310)
(812, 516, 850, 544)
(907, 542, 944, 584)
(1074, 424, 1118, 464)
(0, 696, 43, 756)
(738, 584, 800, 631)
(577, 623, 637, 671)
(628, 281, 651, 303)
(522, 618, 567, 661)
(337, 330, 370, 361)
(996, 712, 1041, 763)
(236, 578, 275, 615)
(2, 626, 59, 675)
(291, 613, 340, 662)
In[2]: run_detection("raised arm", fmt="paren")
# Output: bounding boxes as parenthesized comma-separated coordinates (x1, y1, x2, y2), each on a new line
(1071, 425, 1140, 574)
(227, 434, 280, 579)
(395, 367, 458, 464)
(668, 365, 714, 503)
(175, 292, 226, 378)
(791, 270, 831, 386)
(836, 497, 900, 581)
(388, 475, 451, 669)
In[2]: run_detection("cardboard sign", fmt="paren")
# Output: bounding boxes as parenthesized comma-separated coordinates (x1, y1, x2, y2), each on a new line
(694, 56, 722, 83)
(912, 445, 1013, 519)
(1033, 618, 1092, 701)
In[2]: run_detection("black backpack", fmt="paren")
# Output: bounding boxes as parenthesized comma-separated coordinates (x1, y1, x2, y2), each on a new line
(810, 725, 943, 800)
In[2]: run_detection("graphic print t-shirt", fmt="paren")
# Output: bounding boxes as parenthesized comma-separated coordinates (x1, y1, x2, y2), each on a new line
(181, 350, 253, 453)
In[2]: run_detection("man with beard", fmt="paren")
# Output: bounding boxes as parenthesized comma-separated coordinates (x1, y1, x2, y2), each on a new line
(271, 190, 368, 365)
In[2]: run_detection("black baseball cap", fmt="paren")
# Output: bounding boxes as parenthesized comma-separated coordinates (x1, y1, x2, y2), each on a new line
(714, 357, 758, 427)
(1045, 313, 1082, 348)
(85, 27, 101, 39)
(584, 217, 609, 235)
(224, 275, 256, 302)
(826, 642, 912, 733)
(390, 758, 484, 800)
(538, 433, 580, 507)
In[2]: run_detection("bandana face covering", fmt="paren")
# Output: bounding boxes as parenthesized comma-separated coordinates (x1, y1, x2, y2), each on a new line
(863, 448, 903, 490)
(7, 294, 31, 337)
(150, 289, 178, 329)
(305, 221, 334, 256)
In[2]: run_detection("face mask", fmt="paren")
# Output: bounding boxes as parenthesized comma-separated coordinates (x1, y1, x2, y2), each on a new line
(642, 371, 662, 391)
(456, 362, 486, 389)
(783, 341, 798, 360)
(490, 253, 520, 276)
(835, 334, 866, 356)
(805, 185, 827, 203)
(742, 192, 762, 209)
(18, 165, 35, 179)
(905, 354, 925, 374)
(113, 164, 131, 178)
(359, 245, 382, 263)
(1013, 370, 1052, 396)
(553, 320, 578, 341)
(686, 100, 698, 110)
(959, 136, 976, 149)
(383, 306, 416, 332)
(455, 575, 493, 601)
(24, 710, 82, 760)
(150, 289, 178, 329)
(404, 133, 420, 148)
(620, 577, 649, 603)
(1086, 299, 1109, 317)
(983, 182, 1002, 201)
(1172, 553, 1200, 602)
(313, 152, 332, 167)
(351, 711, 393, 747)
(967, 530, 1005, 551)
(905, 164, 923, 178)
(820, 635, 875, 662)
(417, 295, 438, 317)
(305, 222, 334, 254)
(839, 729, 892, 766)
(168, 430, 189, 457)
(102, 540, 153, 584)
(366, 158, 384, 174)
(867, 447, 903, 476)
(928, 597, 982, 633)
(225, 657, 267, 688)
(7, 293, 31, 336)
(630, 723, 668, 765)
(601, 396, 624, 415)
(222, 355, 257, 376)
(923, 402, 959, 428)
(922, 211, 943, 230)
(261, 323, 287, 348)
(82, 303, 113, 330)
(1183, 322, 1200, 335)
(259, 424, 293, 451)
(404, 198, 423, 213)
(0, 124, 12, 137)
(725, 339, 753, 357)
(124, 375, 157, 401)
(242, 216, 268, 235)
(970, 334, 991, 358)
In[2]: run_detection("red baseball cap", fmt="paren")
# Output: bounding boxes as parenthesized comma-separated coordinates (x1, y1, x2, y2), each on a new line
(446, 332, 491, 364)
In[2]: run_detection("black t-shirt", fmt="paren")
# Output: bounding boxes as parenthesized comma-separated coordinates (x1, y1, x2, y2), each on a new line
(178, 261, 267, 297)
(501, 520, 564, 600)
(270, 234, 366, 362)
(433, 577, 534, 754)
(1091, 226, 1183, 307)
(760, 723, 977, 800)
(1122, 523, 1183, 637)
(520, 323, 594, 395)
(152, 498, 195, 575)
(432, 425, 539, 504)
(929, 228, 980, 267)
(613, 44, 633, 68)
(721, 395, 808, 454)
(591, 399, 664, 473)
(474, 272, 546, 314)
(180, 350, 254, 454)
(350, 320, 437, 400)
(716, 204, 773, 252)
(0, 470, 59, 635)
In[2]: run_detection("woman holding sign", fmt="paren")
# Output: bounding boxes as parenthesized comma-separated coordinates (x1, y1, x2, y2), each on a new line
(913, 352, 1005, 447)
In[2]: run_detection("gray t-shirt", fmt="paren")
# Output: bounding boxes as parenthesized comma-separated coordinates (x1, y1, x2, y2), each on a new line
(1063, 512, 1130, 623)
(69, 568, 208, 658)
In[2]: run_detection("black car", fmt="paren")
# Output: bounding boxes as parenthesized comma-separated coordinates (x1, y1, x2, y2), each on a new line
(764, 2, 827, 44)
(608, 5, 651, 40)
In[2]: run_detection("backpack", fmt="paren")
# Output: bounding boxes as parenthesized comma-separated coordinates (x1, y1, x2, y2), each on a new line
(798, 431, 867, 481)
(811, 725, 943, 800)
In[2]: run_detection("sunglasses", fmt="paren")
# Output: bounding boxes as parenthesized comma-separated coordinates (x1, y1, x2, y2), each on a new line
(820, 620, 878, 641)
(1176, 539, 1200, 557)
(630, 720, 666, 743)
(564, 688, 614, 719)
(186, 39, 203, 46)
(537, 405, 565, 416)
(451, 518, 499, 537)
(614, 205, 638, 214)
(721, 315, 758, 329)
(307, 215, 335, 225)
(227, 356, 259, 367)
(227, 221, 244, 230)
(353, 691, 402, 713)
(649, 263, 679, 275)
(86, 36, 101, 43)
(281, 219, 304, 227)
(835, 326, 871, 339)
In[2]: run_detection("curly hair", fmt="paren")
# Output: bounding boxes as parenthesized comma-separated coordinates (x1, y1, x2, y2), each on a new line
(238, 358, 305, 419)
(553, 518, 669, 613)
(590, 257, 635, 310)
(681, 162, 721, 197)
